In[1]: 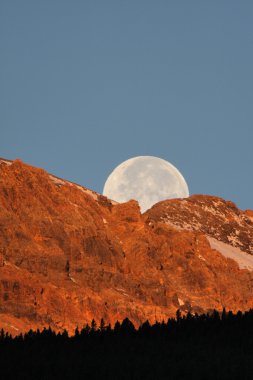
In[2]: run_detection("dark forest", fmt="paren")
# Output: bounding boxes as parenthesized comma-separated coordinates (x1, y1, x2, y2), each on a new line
(1, 309, 253, 380)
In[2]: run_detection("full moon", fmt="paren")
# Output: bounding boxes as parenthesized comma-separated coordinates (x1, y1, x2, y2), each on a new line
(103, 156, 189, 212)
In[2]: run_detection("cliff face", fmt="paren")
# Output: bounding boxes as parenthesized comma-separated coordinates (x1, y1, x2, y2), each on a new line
(1, 159, 253, 335)
(146, 195, 253, 254)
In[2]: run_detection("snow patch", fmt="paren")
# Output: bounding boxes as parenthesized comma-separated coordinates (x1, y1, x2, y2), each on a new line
(178, 298, 184, 306)
(162, 215, 202, 231)
(49, 175, 65, 185)
(0, 159, 12, 166)
(198, 254, 206, 262)
(163, 219, 183, 230)
(75, 185, 98, 201)
(84, 188, 98, 201)
(4, 261, 20, 270)
(115, 288, 129, 297)
(202, 205, 224, 217)
(207, 237, 253, 271)
(10, 324, 19, 331)
(227, 234, 244, 247)
(49, 174, 99, 202)
(3, 323, 19, 331)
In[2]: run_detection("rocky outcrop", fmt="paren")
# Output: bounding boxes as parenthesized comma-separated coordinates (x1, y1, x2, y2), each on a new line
(145, 195, 253, 253)
(0, 159, 253, 335)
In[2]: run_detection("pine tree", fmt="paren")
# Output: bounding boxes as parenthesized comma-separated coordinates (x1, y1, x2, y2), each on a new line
(91, 319, 97, 331)
(99, 318, 106, 331)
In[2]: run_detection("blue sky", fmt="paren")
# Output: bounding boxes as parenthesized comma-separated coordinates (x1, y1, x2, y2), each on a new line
(1, 1, 252, 209)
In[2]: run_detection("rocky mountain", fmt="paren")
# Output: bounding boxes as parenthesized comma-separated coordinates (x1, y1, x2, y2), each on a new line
(0, 158, 253, 335)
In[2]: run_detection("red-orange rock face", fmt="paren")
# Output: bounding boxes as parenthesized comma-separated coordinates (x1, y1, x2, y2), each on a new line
(0, 159, 253, 335)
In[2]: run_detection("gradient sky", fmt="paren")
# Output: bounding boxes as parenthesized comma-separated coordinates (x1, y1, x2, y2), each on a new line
(1, 1, 252, 210)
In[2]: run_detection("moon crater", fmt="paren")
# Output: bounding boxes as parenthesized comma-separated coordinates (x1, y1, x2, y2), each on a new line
(103, 156, 189, 212)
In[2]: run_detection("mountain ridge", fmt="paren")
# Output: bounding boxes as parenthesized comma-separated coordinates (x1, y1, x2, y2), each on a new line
(0, 158, 253, 335)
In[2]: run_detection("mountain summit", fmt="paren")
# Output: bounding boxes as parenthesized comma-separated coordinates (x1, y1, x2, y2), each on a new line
(1, 158, 253, 335)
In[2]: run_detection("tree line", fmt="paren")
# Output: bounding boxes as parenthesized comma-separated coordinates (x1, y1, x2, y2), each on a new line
(1, 309, 253, 379)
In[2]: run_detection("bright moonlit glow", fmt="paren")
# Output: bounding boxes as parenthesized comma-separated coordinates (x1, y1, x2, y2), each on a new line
(103, 156, 189, 212)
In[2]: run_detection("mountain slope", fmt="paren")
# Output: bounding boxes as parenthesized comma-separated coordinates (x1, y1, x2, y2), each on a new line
(0, 158, 253, 335)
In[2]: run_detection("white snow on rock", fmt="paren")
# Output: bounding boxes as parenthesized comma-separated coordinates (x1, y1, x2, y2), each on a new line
(49, 174, 99, 201)
(49, 175, 66, 185)
(165, 218, 201, 231)
(227, 234, 244, 247)
(178, 298, 184, 306)
(0, 159, 12, 166)
(198, 254, 206, 262)
(70, 184, 98, 201)
(207, 237, 253, 271)
(0, 157, 116, 206)
(3, 323, 19, 331)
(83, 188, 98, 201)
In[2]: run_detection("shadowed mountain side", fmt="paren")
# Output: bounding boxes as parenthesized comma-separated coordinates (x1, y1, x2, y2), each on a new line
(0, 159, 253, 335)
